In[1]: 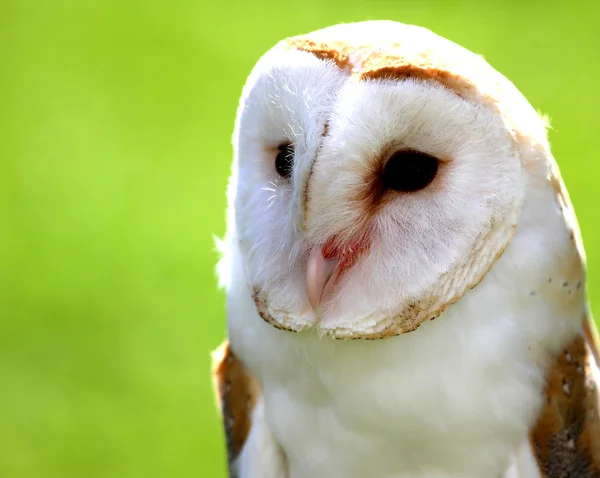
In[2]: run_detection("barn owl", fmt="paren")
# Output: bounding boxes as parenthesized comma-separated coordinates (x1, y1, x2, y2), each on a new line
(211, 20, 600, 478)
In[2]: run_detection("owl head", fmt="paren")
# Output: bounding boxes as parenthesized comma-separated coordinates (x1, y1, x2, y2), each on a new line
(221, 20, 580, 339)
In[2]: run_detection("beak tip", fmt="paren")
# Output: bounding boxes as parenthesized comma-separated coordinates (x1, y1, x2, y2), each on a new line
(306, 246, 338, 312)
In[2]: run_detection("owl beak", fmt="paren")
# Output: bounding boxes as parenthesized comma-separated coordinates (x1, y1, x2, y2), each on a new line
(306, 246, 339, 311)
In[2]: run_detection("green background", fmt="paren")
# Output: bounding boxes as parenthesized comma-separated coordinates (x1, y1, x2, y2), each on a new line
(2, 1, 599, 477)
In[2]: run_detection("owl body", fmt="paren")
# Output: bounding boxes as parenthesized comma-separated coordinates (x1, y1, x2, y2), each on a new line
(213, 21, 599, 478)
(227, 255, 550, 478)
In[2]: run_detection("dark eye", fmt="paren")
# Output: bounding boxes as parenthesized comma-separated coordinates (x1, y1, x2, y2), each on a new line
(275, 143, 294, 178)
(381, 149, 439, 192)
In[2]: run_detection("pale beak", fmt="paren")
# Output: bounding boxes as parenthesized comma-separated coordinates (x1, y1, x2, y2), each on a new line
(306, 246, 339, 311)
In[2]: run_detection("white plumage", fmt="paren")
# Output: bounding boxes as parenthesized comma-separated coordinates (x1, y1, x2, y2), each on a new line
(213, 20, 599, 478)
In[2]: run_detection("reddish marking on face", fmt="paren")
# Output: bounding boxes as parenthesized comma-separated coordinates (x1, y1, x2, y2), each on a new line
(321, 229, 372, 279)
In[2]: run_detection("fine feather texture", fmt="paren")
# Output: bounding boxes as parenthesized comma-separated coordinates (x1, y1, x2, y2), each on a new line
(214, 20, 595, 477)
(212, 342, 287, 478)
(529, 317, 600, 476)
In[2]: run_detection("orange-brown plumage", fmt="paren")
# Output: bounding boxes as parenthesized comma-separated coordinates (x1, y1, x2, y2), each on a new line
(212, 341, 260, 470)
(530, 314, 600, 476)
(285, 35, 500, 111)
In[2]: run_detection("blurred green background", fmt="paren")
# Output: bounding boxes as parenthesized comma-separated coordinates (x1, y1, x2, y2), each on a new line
(1, 1, 599, 476)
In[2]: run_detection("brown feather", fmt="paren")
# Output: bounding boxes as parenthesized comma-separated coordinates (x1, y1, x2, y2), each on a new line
(284, 35, 499, 112)
(530, 314, 600, 477)
(212, 341, 261, 474)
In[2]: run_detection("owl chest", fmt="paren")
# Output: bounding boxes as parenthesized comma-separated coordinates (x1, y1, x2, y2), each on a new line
(250, 317, 546, 478)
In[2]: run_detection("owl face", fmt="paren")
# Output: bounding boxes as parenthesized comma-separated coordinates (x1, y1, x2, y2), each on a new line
(229, 22, 536, 339)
